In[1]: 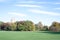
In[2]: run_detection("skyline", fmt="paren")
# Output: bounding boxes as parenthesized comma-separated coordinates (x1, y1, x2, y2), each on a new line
(0, 0, 60, 26)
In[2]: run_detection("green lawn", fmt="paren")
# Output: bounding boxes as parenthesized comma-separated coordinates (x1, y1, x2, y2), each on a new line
(0, 31, 60, 40)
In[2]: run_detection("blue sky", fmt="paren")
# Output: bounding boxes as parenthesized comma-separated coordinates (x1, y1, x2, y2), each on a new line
(0, 0, 60, 26)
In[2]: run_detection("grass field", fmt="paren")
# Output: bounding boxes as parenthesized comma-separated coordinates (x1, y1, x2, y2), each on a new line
(0, 31, 60, 40)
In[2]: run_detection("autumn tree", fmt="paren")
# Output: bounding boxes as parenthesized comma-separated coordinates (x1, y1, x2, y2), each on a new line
(49, 21, 60, 32)
(35, 22, 43, 31)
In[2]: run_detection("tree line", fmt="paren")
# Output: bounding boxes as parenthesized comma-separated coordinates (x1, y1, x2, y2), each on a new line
(0, 20, 60, 32)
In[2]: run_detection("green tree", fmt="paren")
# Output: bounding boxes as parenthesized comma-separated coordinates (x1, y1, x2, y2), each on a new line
(10, 23, 17, 31)
(25, 21, 35, 31)
(0, 21, 4, 30)
(42, 26, 48, 31)
(16, 20, 35, 31)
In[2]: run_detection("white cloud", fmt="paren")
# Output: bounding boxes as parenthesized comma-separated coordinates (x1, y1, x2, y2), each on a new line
(29, 9, 60, 16)
(0, 0, 7, 2)
(8, 12, 27, 17)
(17, 0, 60, 5)
(16, 4, 41, 7)
(0, 0, 4, 2)
(0, 0, 11, 2)
(18, 1, 35, 3)
(53, 2, 60, 4)
(0, 0, 6, 2)
(54, 8, 60, 10)
(0, 17, 1, 18)
(55, 3, 60, 4)
(18, 1, 51, 4)
(34, 1, 51, 4)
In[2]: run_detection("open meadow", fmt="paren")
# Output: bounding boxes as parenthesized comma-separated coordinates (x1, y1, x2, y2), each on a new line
(0, 31, 60, 40)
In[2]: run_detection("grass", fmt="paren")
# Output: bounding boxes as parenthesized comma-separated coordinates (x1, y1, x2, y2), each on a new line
(0, 31, 60, 40)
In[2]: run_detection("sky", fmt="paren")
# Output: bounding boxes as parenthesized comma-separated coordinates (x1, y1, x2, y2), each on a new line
(0, 0, 60, 26)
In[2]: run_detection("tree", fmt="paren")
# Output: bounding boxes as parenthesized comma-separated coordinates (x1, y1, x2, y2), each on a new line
(16, 20, 35, 31)
(35, 22, 43, 31)
(10, 23, 17, 31)
(42, 26, 48, 31)
(25, 21, 35, 31)
(49, 21, 60, 32)
(0, 21, 4, 30)
(16, 21, 26, 31)
(35, 24, 38, 31)
(0, 23, 11, 31)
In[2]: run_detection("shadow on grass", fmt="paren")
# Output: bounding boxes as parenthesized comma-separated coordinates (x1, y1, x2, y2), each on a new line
(37, 31, 60, 34)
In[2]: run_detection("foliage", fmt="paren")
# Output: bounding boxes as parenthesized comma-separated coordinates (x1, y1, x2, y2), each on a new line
(10, 23, 17, 31)
(42, 26, 48, 31)
(49, 21, 60, 32)
(0, 20, 60, 32)
(35, 22, 43, 31)
(16, 20, 35, 31)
